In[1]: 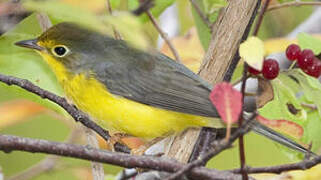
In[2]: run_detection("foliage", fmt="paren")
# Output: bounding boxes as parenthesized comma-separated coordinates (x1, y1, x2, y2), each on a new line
(0, 0, 321, 179)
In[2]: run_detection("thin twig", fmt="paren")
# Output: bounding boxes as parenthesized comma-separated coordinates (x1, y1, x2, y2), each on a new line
(164, 114, 256, 180)
(288, 61, 297, 70)
(232, 74, 251, 86)
(106, 0, 113, 15)
(267, 1, 321, 12)
(189, 0, 212, 29)
(132, 0, 155, 16)
(230, 154, 321, 174)
(106, 0, 121, 39)
(252, 0, 271, 35)
(7, 156, 59, 180)
(146, 11, 181, 63)
(0, 134, 244, 180)
(238, 64, 249, 180)
(85, 128, 105, 180)
(0, 73, 130, 153)
(301, 103, 318, 110)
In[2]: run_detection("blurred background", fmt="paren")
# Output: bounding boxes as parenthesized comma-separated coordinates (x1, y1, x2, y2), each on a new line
(0, 0, 321, 179)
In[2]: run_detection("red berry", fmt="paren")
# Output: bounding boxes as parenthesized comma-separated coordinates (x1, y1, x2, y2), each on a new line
(248, 66, 261, 75)
(297, 49, 315, 70)
(303, 57, 321, 78)
(262, 59, 279, 80)
(286, 44, 301, 61)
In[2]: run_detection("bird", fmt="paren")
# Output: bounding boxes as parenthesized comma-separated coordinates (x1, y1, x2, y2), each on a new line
(15, 22, 313, 155)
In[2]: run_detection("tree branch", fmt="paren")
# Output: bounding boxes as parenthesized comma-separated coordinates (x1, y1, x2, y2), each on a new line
(252, 0, 270, 35)
(0, 134, 244, 180)
(0, 73, 130, 153)
(267, 1, 321, 12)
(189, 0, 212, 29)
(132, 0, 155, 16)
(238, 64, 250, 180)
(221, 0, 261, 82)
(146, 11, 181, 63)
(7, 127, 81, 180)
(190, 0, 261, 164)
(230, 155, 321, 174)
(164, 113, 256, 180)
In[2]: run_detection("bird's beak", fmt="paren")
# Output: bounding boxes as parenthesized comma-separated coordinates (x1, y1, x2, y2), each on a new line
(15, 39, 44, 51)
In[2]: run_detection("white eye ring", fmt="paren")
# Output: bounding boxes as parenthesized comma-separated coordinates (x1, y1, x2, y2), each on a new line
(51, 45, 70, 57)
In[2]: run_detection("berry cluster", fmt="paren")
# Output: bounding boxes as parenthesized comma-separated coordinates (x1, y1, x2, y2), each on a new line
(286, 44, 321, 78)
(248, 44, 321, 80)
(248, 59, 279, 80)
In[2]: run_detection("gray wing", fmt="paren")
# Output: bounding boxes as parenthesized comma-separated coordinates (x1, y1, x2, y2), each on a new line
(90, 47, 218, 117)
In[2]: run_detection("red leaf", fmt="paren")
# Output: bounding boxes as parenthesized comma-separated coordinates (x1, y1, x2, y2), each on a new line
(210, 82, 243, 125)
(210, 82, 243, 139)
(256, 115, 304, 139)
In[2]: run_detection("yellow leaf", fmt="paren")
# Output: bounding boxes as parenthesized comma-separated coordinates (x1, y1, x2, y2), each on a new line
(239, 36, 265, 71)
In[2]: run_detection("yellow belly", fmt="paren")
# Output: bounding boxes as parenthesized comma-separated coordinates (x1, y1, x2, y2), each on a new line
(65, 73, 222, 138)
(38, 52, 222, 138)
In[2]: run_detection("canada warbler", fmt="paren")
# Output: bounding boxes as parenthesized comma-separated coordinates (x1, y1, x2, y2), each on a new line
(15, 22, 311, 154)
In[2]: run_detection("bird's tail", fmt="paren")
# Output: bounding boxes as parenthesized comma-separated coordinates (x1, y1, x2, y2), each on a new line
(250, 120, 316, 156)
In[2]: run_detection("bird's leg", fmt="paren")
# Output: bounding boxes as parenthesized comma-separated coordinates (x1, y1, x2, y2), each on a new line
(107, 133, 145, 153)
(107, 132, 129, 151)
(131, 137, 165, 156)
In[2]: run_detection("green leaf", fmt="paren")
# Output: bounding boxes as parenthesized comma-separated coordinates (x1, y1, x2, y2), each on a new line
(191, 5, 211, 50)
(23, 0, 109, 33)
(191, 0, 225, 50)
(287, 69, 321, 153)
(289, 69, 321, 117)
(298, 33, 321, 55)
(203, 0, 228, 15)
(259, 69, 321, 157)
(23, 0, 149, 50)
(259, 74, 306, 124)
(0, 14, 64, 114)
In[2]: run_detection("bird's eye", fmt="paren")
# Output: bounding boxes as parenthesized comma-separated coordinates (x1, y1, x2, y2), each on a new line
(52, 45, 69, 57)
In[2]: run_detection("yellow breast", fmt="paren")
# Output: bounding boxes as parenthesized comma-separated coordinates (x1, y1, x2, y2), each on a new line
(38, 52, 221, 138)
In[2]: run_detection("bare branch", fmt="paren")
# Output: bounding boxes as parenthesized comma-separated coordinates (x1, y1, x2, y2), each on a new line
(189, 0, 212, 29)
(301, 103, 318, 110)
(0, 73, 130, 153)
(7, 156, 59, 180)
(146, 11, 181, 63)
(252, 0, 271, 35)
(164, 115, 255, 180)
(132, 0, 155, 16)
(238, 65, 250, 180)
(0, 134, 244, 180)
(84, 128, 105, 180)
(106, 0, 121, 39)
(230, 155, 321, 174)
(190, 0, 261, 163)
(267, 1, 321, 12)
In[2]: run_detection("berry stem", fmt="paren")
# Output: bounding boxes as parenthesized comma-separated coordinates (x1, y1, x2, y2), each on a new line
(232, 74, 250, 86)
(288, 61, 297, 70)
